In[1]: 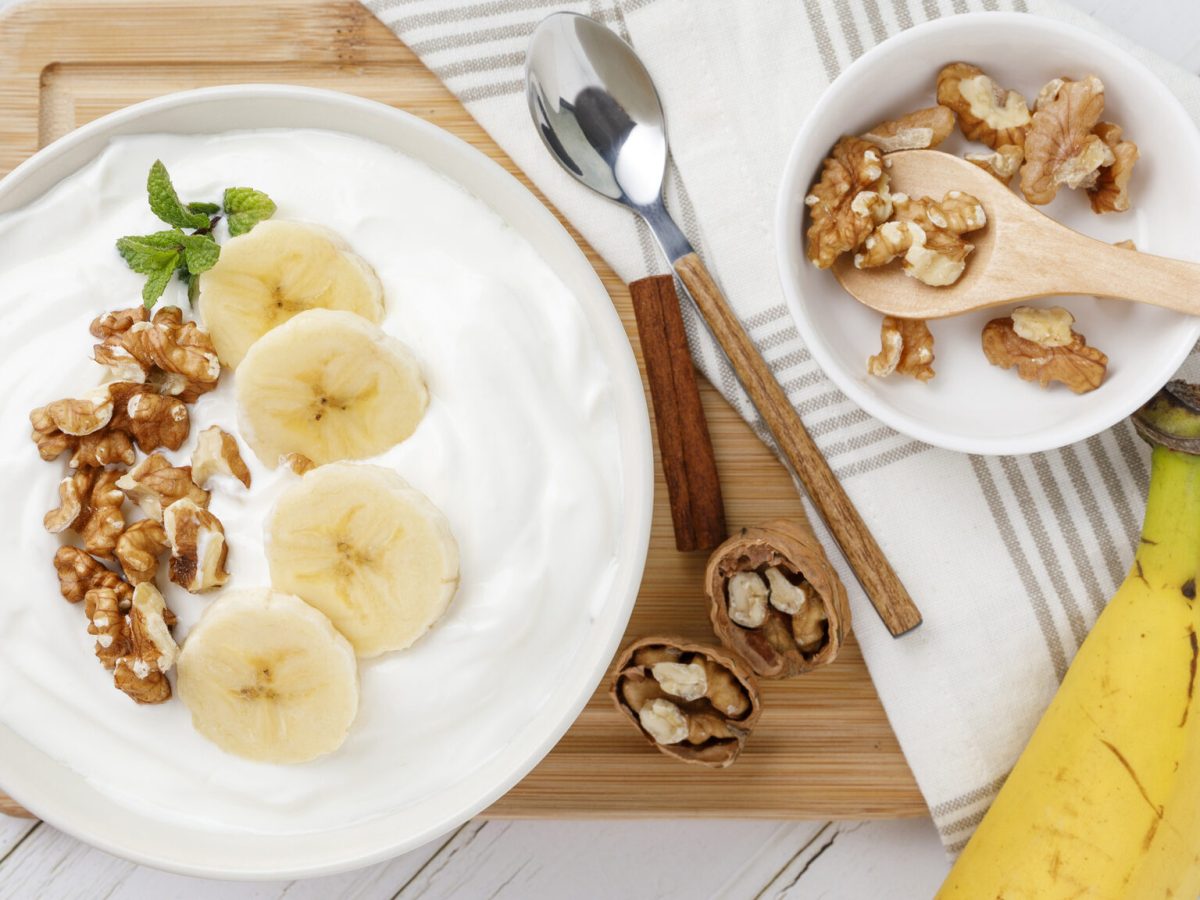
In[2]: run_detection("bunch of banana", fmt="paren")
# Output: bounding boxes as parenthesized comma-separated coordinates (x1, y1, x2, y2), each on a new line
(939, 381, 1200, 898)
(199, 220, 385, 368)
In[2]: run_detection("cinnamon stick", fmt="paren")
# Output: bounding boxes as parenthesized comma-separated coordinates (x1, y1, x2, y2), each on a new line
(630, 275, 725, 552)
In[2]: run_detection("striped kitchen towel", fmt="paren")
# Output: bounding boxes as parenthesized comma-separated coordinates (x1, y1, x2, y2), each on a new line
(361, 0, 1200, 852)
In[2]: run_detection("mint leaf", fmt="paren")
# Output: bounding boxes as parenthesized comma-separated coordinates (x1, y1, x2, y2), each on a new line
(186, 272, 201, 306)
(116, 232, 183, 273)
(141, 252, 181, 308)
(180, 233, 220, 274)
(224, 187, 276, 236)
(148, 161, 211, 230)
(187, 201, 220, 216)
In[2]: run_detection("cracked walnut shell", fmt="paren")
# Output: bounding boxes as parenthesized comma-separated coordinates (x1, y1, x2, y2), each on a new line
(707, 518, 850, 678)
(937, 63, 1031, 150)
(1020, 75, 1113, 205)
(982, 307, 1108, 394)
(860, 105, 955, 153)
(868, 316, 935, 382)
(804, 137, 892, 268)
(611, 637, 761, 768)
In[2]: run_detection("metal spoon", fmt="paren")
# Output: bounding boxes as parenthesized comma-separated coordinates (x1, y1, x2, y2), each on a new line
(525, 12, 921, 636)
(834, 150, 1200, 318)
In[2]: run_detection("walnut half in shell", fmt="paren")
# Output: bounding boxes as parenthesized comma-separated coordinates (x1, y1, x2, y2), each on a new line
(707, 519, 850, 678)
(611, 637, 761, 769)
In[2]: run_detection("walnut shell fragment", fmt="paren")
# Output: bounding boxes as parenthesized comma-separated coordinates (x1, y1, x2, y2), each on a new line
(611, 637, 761, 769)
(707, 519, 850, 678)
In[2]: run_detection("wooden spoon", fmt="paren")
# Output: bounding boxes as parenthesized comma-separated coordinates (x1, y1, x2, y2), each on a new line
(834, 150, 1200, 319)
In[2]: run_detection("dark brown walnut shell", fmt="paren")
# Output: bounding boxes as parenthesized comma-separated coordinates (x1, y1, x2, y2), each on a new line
(610, 637, 761, 769)
(706, 518, 850, 678)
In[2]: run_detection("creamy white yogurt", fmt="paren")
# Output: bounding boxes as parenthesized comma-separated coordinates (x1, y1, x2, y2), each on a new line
(0, 130, 623, 833)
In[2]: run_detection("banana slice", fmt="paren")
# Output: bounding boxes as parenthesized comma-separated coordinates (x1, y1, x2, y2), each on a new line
(236, 309, 427, 466)
(266, 463, 459, 658)
(199, 220, 385, 368)
(176, 588, 359, 764)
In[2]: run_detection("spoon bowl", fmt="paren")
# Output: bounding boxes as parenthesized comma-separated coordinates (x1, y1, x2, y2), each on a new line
(526, 13, 667, 208)
(834, 150, 1200, 319)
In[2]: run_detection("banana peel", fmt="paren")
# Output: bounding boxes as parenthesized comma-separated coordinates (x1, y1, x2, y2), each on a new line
(939, 381, 1200, 898)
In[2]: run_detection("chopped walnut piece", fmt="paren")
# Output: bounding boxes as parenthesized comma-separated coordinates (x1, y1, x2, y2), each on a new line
(965, 144, 1024, 184)
(43, 388, 114, 436)
(78, 470, 127, 559)
(44, 468, 95, 534)
(804, 137, 892, 268)
(115, 519, 169, 585)
(93, 338, 150, 383)
(163, 498, 228, 592)
(1088, 121, 1138, 214)
(69, 429, 136, 469)
(1114, 239, 1137, 251)
(112, 582, 179, 705)
(117, 454, 209, 521)
(121, 311, 220, 403)
(30, 406, 76, 461)
(191, 426, 251, 489)
(982, 308, 1108, 394)
(868, 316, 936, 382)
(1020, 75, 1114, 205)
(124, 392, 189, 452)
(613, 637, 761, 768)
(280, 452, 316, 475)
(90, 306, 148, 339)
(53, 545, 126, 604)
(937, 63, 1031, 149)
(860, 105, 955, 153)
(855, 191, 986, 287)
(86, 586, 130, 670)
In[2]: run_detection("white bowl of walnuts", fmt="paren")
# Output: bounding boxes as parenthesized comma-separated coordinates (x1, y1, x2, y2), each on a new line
(776, 12, 1200, 455)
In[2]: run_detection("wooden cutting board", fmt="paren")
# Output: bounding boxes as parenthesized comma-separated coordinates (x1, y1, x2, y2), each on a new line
(0, 0, 924, 821)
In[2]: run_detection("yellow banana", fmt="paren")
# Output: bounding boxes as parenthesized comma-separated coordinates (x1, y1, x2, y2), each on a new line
(939, 381, 1200, 899)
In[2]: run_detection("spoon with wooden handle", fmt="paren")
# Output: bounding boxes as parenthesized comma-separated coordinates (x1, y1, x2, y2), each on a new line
(834, 149, 1200, 318)
(525, 12, 921, 636)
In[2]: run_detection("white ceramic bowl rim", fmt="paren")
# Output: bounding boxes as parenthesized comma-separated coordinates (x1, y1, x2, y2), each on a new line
(775, 12, 1200, 456)
(0, 84, 653, 879)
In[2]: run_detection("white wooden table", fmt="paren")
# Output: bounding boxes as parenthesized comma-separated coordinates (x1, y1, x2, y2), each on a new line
(1, 1, 1198, 896)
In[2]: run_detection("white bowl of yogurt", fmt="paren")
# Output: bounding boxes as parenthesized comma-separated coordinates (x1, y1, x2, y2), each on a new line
(0, 85, 653, 878)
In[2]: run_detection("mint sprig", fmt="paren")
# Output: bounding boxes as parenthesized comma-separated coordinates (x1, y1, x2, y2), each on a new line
(116, 160, 276, 309)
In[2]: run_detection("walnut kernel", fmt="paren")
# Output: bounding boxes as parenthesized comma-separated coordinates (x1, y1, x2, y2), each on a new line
(112, 582, 179, 705)
(805, 137, 892, 268)
(53, 546, 126, 604)
(163, 498, 228, 592)
(1088, 121, 1138, 214)
(868, 316, 935, 382)
(124, 392, 189, 452)
(191, 425, 251, 489)
(861, 105, 955, 153)
(982, 308, 1108, 394)
(937, 63, 1031, 149)
(1020, 75, 1113, 205)
(117, 454, 209, 521)
(115, 519, 169, 585)
(965, 144, 1024, 184)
